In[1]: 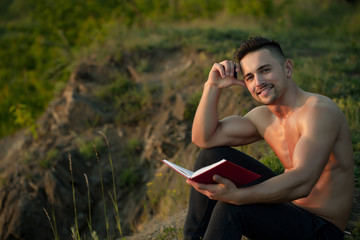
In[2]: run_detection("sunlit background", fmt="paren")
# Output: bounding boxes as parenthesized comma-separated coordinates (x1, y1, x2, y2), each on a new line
(0, 0, 359, 239)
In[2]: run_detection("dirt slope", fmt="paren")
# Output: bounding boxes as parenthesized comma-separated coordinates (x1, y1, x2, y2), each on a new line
(0, 48, 358, 240)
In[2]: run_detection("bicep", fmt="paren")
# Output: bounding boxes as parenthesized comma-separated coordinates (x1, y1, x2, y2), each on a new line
(291, 106, 339, 186)
(204, 115, 262, 148)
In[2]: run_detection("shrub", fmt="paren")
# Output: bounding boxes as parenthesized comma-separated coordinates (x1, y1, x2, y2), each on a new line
(9, 103, 38, 139)
(97, 75, 153, 125)
(119, 168, 141, 188)
(78, 136, 105, 160)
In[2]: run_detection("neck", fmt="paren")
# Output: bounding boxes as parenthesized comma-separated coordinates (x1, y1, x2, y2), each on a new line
(267, 83, 304, 123)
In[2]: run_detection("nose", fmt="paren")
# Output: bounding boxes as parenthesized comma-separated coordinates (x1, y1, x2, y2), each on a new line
(254, 74, 265, 87)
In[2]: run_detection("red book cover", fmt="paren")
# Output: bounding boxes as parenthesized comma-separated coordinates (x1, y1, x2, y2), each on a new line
(162, 159, 261, 187)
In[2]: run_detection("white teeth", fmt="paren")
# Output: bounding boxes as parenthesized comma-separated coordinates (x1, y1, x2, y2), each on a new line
(258, 86, 271, 95)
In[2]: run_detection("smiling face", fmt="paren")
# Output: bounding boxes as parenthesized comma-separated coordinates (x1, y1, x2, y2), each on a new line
(240, 48, 291, 105)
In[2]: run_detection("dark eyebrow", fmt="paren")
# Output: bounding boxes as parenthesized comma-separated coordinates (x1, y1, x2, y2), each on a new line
(258, 64, 272, 71)
(243, 64, 272, 79)
(244, 72, 252, 80)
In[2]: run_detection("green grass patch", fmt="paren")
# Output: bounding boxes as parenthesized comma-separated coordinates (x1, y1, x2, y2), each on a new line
(77, 136, 105, 160)
(1, 0, 360, 139)
(154, 227, 183, 240)
(96, 74, 155, 125)
(260, 151, 284, 175)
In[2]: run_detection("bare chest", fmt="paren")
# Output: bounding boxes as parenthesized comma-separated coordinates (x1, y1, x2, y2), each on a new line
(263, 119, 301, 169)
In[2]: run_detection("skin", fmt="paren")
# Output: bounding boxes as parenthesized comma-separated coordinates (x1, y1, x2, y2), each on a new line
(188, 48, 354, 231)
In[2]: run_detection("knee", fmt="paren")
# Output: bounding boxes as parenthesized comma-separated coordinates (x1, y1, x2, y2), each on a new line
(213, 202, 245, 217)
(206, 202, 245, 238)
(194, 147, 232, 170)
(213, 202, 258, 226)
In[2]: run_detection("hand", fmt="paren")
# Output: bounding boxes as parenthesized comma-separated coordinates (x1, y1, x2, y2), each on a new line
(186, 175, 240, 204)
(208, 60, 245, 88)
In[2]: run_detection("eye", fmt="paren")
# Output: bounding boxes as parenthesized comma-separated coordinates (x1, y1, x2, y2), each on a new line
(262, 68, 271, 73)
(245, 74, 254, 82)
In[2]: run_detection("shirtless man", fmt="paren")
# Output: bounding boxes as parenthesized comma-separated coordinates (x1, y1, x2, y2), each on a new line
(183, 37, 354, 240)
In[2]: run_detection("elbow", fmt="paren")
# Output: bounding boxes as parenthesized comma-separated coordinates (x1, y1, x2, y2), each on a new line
(286, 170, 317, 200)
(191, 134, 210, 149)
(297, 186, 312, 199)
(295, 181, 314, 199)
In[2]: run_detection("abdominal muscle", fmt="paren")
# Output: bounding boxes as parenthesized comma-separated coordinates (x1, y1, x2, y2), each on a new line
(291, 162, 353, 231)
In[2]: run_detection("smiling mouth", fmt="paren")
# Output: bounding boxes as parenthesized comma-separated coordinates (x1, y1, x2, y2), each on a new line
(257, 85, 273, 95)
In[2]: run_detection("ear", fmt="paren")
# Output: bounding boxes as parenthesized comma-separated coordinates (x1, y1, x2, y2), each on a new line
(285, 59, 293, 78)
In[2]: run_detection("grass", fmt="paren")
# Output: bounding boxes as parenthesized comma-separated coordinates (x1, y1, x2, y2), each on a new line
(69, 154, 81, 240)
(260, 152, 284, 175)
(96, 74, 155, 126)
(93, 138, 110, 239)
(43, 206, 59, 240)
(1, 0, 359, 138)
(77, 136, 105, 160)
(143, 167, 190, 224)
(29, 0, 360, 238)
(83, 173, 94, 236)
(154, 227, 183, 240)
(99, 131, 123, 238)
(44, 132, 125, 240)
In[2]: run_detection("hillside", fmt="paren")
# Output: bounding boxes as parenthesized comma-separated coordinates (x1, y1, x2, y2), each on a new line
(0, 46, 256, 238)
(0, 1, 359, 239)
(0, 45, 359, 239)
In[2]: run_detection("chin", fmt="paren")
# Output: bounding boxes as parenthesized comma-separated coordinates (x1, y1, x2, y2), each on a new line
(257, 96, 278, 105)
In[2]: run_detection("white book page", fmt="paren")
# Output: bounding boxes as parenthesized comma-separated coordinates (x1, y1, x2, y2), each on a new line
(163, 159, 194, 178)
(192, 159, 226, 178)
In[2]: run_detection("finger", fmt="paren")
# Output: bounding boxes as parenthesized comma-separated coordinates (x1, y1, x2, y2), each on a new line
(212, 63, 226, 78)
(213, 175, 226, 185)
(196, 182, 214, 191)
(227, 61, 234, 77)
(219, 60, 232, 77)
(235, 62, 241, 73)
(232, 79, 246, 87)
(213, 175, 236, 188)
(186, 179, 206, 191)
(187, 179, 217, 193)
(186, 178, 196, 186)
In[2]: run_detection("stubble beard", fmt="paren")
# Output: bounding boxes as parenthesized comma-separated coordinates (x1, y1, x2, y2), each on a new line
(255, 85, 279, 105)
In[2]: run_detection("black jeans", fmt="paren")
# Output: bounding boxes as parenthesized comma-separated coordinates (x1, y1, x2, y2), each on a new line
(183, 147, 344, 240)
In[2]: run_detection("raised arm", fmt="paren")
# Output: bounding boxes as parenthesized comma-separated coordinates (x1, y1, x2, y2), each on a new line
(189, 102, 342, 205)
(192, 60, 262, 148)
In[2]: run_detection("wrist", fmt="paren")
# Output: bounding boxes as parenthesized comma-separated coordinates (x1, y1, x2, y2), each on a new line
(204, 82, 222, 99)
(204, 81, 222, 91)
(232, 189, 243, 205)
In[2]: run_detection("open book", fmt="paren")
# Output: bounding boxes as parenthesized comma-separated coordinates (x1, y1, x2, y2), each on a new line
(162, 159, 261, 187)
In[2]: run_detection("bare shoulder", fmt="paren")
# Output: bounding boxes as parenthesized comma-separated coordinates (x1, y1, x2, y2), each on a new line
(245, 105, 273, 121)
(301, 93, 344, 119)
(244, 106, 274, 134)
(298, 93, 347, 133)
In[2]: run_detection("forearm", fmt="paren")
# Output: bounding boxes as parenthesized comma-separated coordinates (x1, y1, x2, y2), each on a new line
(192, 82, 222, 146)
(234, 171, 311, 205)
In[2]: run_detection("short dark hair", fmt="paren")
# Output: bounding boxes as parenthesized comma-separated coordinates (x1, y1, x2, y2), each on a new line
(234, 36, 285, 63)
